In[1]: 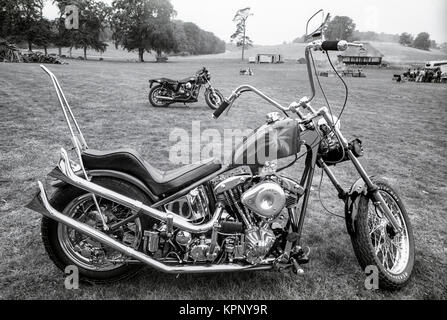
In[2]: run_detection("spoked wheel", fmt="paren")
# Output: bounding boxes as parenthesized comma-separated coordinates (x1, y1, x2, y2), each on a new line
(349, 179, 414, 290)
(204, 89, 224, 110)
(149, 85, 172, 107)
(57, 194, 142, 272)
(41, 177, 154, 283)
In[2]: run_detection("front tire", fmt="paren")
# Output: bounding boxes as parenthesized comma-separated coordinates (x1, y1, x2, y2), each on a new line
(204, 89, 224, 110)
(349, 179, 414, 290)
(41, 177, 154, 284)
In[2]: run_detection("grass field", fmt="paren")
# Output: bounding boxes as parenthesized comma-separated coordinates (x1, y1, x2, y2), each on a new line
(0, 55, 446, 300)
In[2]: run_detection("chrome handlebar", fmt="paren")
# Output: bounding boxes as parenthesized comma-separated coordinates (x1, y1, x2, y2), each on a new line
(214, 40, 363, 120)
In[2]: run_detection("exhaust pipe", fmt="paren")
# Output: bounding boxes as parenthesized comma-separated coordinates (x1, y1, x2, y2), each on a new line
(55, 148, 220, 234)
(155, 96, 174, 101)
(27, 182, 272, 274)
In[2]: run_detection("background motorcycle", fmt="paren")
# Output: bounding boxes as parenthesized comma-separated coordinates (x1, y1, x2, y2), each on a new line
(148, 67, 224, 109)
(27, 10, 414, 290)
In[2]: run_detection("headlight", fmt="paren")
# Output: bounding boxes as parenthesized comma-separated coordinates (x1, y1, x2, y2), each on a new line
(318, 115, 341, 132)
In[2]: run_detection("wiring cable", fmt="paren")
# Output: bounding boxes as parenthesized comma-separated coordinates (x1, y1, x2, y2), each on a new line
(317, 169, 344, 219)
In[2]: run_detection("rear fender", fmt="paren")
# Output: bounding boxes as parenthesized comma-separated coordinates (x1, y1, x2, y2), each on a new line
(149, 80, 176, 90)
(149, 79, 164, 88)
(49, 167, 159, 202)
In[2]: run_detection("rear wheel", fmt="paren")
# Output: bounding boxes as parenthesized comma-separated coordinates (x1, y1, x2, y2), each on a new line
(41, 177, 155, 284)
(149, 84, 172, 108)
(204, 89, 224, 110)
(349, 179, 414, 290)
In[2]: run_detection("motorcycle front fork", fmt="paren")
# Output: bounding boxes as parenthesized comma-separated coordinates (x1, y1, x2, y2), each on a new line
(319, 111, 402, 233)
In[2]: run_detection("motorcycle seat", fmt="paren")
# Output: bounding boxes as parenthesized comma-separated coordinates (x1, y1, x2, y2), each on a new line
(152, 77, 195, 85)
(81, 148, 221, 196)
(157, 77, 178, 84)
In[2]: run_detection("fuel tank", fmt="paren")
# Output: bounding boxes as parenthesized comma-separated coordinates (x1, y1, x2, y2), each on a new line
(231, 118, 301, 168)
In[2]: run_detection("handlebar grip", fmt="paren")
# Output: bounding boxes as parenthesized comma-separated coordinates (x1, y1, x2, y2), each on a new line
(212, 100, 230, 119)
(321, 41, 340, 51)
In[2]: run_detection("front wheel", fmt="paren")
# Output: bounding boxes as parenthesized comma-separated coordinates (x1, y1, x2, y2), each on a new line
(349, 179, 414, 290)
(204, 89, 224, 110)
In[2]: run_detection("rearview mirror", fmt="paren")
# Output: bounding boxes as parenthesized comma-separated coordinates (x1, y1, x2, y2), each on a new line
(305, 10, 330, 41)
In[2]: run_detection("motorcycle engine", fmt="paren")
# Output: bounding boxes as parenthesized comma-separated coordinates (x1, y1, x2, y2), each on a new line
(146, 172, 303, 266)
(241, 180, 286, 219)
(212, 172, 303, 264)
(244, 225, 276, 264)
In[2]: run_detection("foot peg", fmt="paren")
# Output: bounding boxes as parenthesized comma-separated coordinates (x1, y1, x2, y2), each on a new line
(274, 245, 310, 275)
(291, 246, 310, 265)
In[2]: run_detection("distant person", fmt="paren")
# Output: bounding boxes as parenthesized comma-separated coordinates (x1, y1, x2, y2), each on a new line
(426, 70, 434, 83)
(396, 74, 402, 83)
(417, 69, 425, 82)
(404, 68, 411, 79)
(436, 69, 442, 83)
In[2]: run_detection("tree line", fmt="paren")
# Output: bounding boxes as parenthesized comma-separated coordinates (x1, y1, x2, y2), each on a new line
(399, 32, 438, 51)
(0, 0, 225, 62)
(293, 15, 439, 52)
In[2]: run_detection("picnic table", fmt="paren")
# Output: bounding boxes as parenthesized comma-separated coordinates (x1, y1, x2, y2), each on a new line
(342, 69, 366, 77)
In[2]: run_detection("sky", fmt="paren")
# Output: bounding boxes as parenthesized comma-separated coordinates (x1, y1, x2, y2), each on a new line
(43, 0, 447, 44)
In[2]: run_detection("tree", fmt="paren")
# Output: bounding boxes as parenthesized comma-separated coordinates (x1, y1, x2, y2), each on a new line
(440, 42, 447, 53)
(399, 32, 413, 46)
(430, 40, 438, 49)
(51, 0, 109, 59)
(172, 20, 225, 55)
(51, 16, 70, 56)
(324, 15, 356, 41)
(149, 22, 176, 58)
(0, 0, 53, 51)
(230, 7, 253, 61)
(111, 0, 175, 62)
(53, 1, 75, 56)
(30, 17, 53, 54)
(75, 0, 109, 59)
(413, 32, 431, 51)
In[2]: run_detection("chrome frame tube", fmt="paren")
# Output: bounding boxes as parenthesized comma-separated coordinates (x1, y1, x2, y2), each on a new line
(33, 181, 272, 274)
(229, 85, 288, 112)
(40, 65, 87, 149)
(57, 148, 224, 234)
(40, 65, 109, 229)
(304, 46, 316, 102)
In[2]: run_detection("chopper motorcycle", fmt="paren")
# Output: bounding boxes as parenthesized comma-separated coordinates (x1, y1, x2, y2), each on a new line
(148, 67, 224, 109)
(27, 10, 414, 290)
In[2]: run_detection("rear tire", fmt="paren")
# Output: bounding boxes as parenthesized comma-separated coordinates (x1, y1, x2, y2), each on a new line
(41, 177, 154, 284)
(149, 84, 171, 108)
(349, 179, 414, 290)
(204, 89, 224, 110)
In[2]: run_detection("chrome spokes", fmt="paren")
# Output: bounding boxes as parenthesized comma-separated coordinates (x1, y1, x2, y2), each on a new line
(58, 194, 142, 271)
(367, 191, 410, 275)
